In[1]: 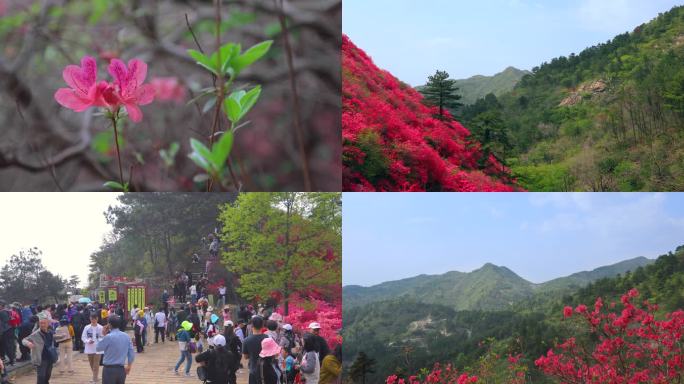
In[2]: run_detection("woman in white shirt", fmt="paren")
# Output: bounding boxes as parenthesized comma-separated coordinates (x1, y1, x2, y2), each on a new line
(81, 313, 104, 384)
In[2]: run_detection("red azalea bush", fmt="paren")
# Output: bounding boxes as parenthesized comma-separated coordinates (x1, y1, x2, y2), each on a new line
(276, 295, 342, 348)
(387, 289, 684, 383)
(386, 363, 478, 384)
(536, 288, 684, 383)
(342, 35, 519, 192)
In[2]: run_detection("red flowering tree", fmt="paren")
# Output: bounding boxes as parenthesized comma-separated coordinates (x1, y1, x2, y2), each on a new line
(342, 35, 520, 192)
(536, 288, 684, 383)
(218, 192, 341, 315)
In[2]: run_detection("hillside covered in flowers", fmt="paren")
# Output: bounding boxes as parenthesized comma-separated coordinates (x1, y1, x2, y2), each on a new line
(342, 36, 519, 191)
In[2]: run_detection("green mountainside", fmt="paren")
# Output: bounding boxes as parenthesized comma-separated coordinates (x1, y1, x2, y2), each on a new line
(343, 257, 653, 310)
(538, 256, 654, 292)
(453, 67, 530, 105)
(416, 67, 529, 106)
(461, 6, 684, 191)
(343, 246, 682, 382)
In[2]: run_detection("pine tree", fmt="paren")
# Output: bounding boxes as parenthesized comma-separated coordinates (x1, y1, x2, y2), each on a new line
(420, 70, 463, 119)
(349, 352, 376, 384)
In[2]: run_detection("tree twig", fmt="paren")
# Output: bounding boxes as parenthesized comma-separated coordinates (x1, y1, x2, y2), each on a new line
(275, 0, 312, 191)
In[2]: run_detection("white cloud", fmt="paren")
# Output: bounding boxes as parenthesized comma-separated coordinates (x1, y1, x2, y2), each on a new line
(529, 193, 682, 238)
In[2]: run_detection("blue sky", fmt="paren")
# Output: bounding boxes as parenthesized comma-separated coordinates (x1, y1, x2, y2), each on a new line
(343, 193, 684, 286)
(343, 0, 684, 85)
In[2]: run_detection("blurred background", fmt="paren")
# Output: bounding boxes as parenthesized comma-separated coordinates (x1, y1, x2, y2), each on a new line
(0, 0, 341, 191)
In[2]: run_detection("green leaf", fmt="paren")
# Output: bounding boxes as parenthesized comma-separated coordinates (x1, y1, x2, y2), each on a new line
(104, 181, 125, 191)
(213, 131, 234, 167)
(218, 43, 240, 75)
(188, 152, 211, 173)
(232, 40, 273, 74)
(223, 87, 261, 124)
(239, 86, 261, 119)
(190, 137, 215, 162)
(160, 142, 179, 168)
(188, 49, 217, 75)
(224, 97, 242, 123)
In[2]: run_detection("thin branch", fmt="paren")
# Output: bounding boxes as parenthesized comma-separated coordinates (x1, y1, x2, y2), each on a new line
(276, 0, 312, 191)
(184, 13, 205, 54)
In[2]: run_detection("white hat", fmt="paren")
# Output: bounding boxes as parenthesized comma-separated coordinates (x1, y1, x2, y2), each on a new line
(282, 324, 293, 331)
(207, 306, 214, 312)
(213, 334, 226, 347)
(224, 320, 234, 327)
(308, 322, 321, 329)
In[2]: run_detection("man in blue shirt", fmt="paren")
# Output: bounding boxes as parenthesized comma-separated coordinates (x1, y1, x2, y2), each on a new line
(96, 315, 135, 384)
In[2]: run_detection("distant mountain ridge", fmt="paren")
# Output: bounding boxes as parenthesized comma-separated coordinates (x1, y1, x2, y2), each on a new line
(343, 257, 654, 310)
(417, 67, 530, 106)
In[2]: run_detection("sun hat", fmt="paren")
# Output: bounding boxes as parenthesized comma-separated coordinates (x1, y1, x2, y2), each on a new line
(211, 314, 219, 324)
(282, 324, 293, 331)
(138, 310, 144, 317)
(259, 337, 281, 357)
(181, 321, 193, 331)
(213, 334, 226, 347)
(224, 320, 234, 327)
(308, 322, 321, 329)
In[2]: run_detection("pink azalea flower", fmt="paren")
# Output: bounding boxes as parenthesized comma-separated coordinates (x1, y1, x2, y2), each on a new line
(54, 56, 109, 112)
(150, 77, 187, 104)
(107, 58, 155, 122)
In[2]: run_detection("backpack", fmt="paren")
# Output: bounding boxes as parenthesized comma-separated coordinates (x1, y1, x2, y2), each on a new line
(8, 310, 20, 328)
(187, 340, 197, 354)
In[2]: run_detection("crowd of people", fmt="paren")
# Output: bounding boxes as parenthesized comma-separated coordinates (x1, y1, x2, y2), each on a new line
(0, 233, 341, 384)
(166, 301, 342, 384)
(0, 293, 340, 384)
(0, 298, 133, 384)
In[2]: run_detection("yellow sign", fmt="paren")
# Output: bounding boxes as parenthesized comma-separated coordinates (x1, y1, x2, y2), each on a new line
(98, 291, 105, 303)
(127, 287, 146, 312)
(108, 289, 117, 302)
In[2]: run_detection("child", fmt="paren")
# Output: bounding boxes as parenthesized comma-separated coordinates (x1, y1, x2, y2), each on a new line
(285, 348, 298, 384)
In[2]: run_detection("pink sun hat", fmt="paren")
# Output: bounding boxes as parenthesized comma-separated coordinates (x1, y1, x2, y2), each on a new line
(259, 337, 281, 358)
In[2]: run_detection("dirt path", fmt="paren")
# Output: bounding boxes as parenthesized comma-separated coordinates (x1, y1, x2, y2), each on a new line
(11, 334, 248, 384)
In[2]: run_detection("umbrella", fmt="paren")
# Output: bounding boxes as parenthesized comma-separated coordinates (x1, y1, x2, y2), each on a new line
(78, 297, 92, 304)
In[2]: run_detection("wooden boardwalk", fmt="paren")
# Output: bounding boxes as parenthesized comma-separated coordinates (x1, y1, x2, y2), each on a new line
(10, 333, 248, 384)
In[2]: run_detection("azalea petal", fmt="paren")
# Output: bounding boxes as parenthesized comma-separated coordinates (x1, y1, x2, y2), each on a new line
(79, 56, 98, 87)
(54, 88, 91, 112)
(108, 59, 128, 88)
(125, 103, 142, 123)
(62, 65, 88, 94)
(127, 59, 147, 86)
(135, 83, 155, 105)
